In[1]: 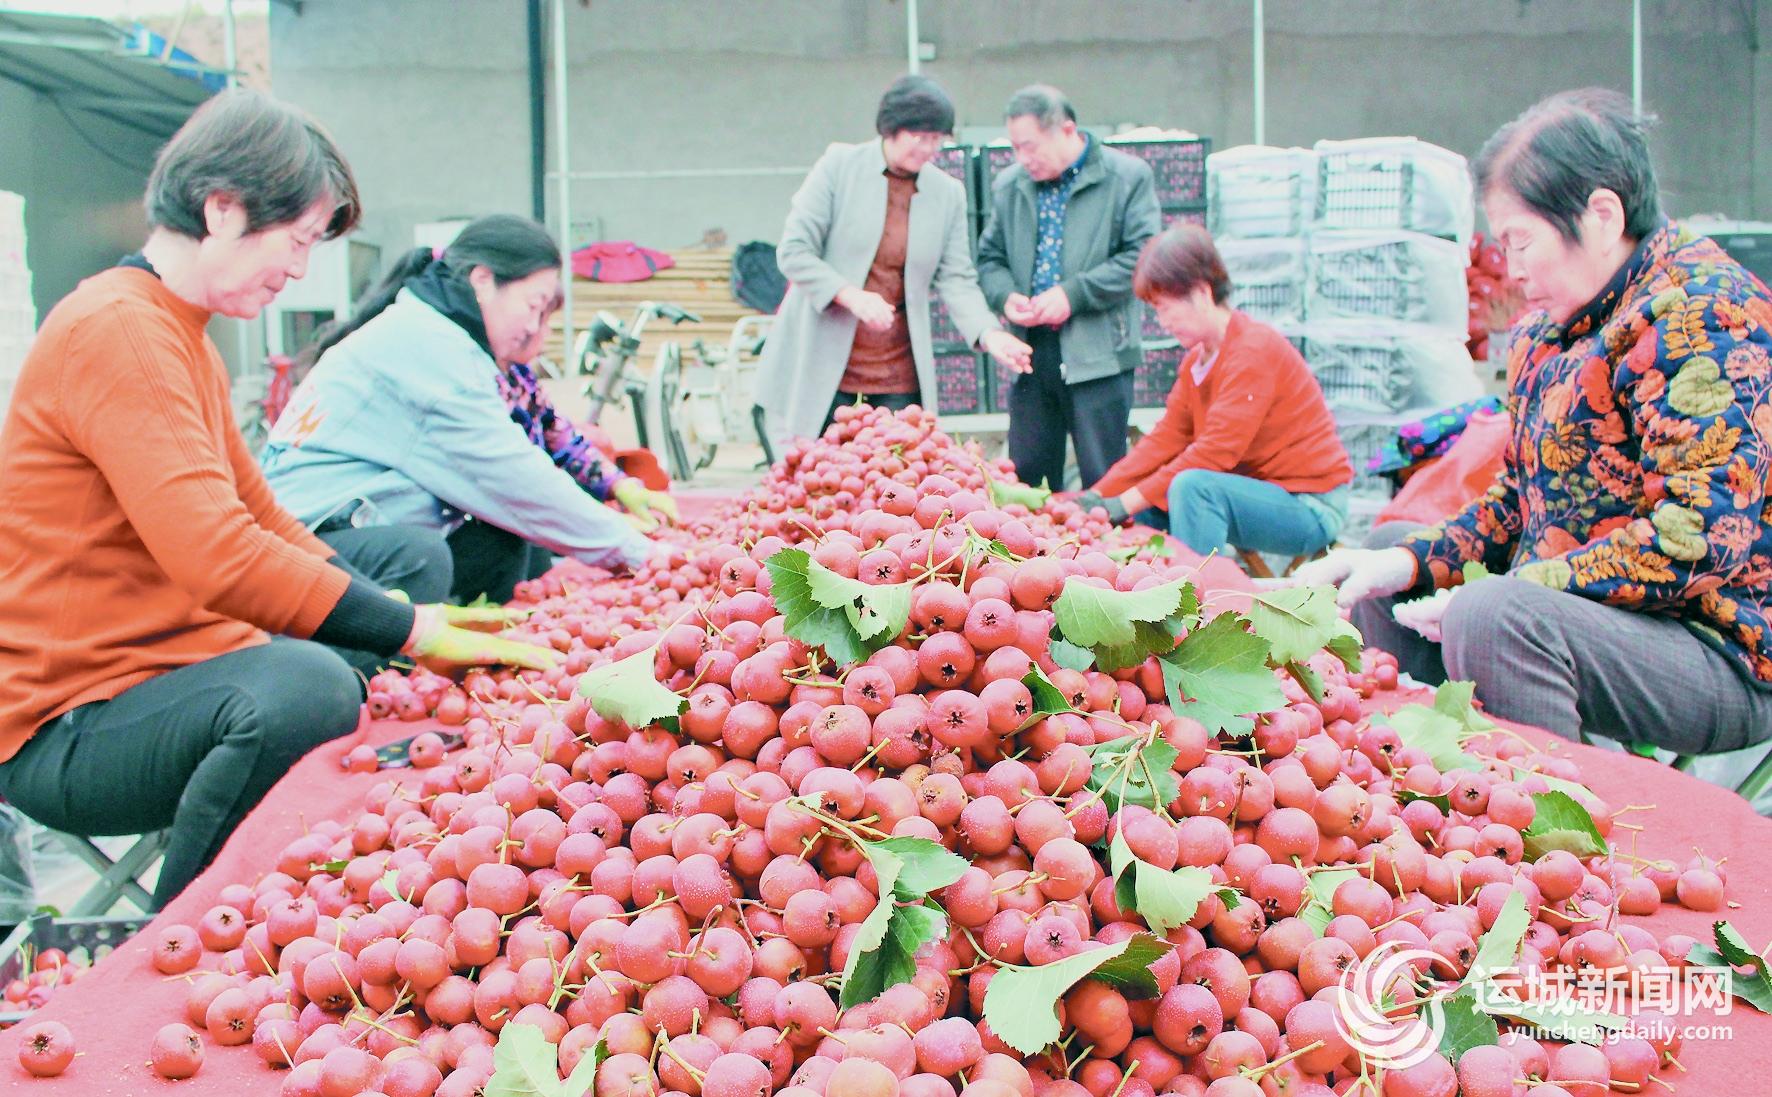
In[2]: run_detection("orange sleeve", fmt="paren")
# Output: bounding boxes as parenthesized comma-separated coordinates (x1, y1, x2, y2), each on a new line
(1090, 354, 1198, 499)
(1134, 351, 1277, 505)
(225, 414, 334, 557)
(60, 306, 349, 638)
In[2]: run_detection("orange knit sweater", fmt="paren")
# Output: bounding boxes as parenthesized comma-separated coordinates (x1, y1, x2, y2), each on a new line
(1093, 311, 1353, 505)
(0, 267, 351, 762)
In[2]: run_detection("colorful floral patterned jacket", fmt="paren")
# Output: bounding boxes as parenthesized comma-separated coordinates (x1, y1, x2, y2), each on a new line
(496, 361, 626, 502)
(1403, 221, 1772, 686)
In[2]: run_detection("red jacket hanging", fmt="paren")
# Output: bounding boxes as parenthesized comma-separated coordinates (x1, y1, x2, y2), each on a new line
(570, 242, 675, 283)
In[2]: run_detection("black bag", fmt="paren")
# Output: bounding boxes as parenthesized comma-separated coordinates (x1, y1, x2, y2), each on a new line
(731, 240, 788, 314)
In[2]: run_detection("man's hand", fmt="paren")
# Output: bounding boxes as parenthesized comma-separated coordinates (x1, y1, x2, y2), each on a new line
(613, 478, 677, 532)
(1029, 286, 1072, 327)
(835, 286, 895, 332)
(980, 329, 1033, 374)
(1278, 547, 1419, 608)
(1003, 293, 1039, 327)
(403, 605, 559, 673)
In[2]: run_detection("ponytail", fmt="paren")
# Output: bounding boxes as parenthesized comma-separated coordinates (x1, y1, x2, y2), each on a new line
(297, 214, 560, 371)
(297, 245, 435, 371)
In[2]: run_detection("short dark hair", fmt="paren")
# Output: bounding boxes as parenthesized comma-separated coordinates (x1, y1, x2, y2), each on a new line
(146, 88, 360, 241)
(875, 75, 955, 137)
(1474, 88, 1662, 243)
(1133, 224, 1233, 305)
(1005, 84, 1076, 130)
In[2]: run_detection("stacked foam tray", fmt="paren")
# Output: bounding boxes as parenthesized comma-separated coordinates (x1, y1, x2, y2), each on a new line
(1208, 139, 1484, 541)
(0, 192, 33, 424)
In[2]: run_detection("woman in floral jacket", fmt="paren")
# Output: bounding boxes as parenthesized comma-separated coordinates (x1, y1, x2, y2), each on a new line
(1297, 88, 1772, 752)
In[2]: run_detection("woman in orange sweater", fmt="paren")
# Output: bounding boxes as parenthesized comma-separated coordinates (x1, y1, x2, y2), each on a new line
(1083, 225, 1353, 558)
(0, 91, 554, 907)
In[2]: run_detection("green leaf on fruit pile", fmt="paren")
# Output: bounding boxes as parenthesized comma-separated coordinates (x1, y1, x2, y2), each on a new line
(1687, 921, 1772, 1014)
(983, 933, 1173, 1055)
(1475, 996, 1626, 1044)
(314, 859, 349, 875)
(379, 867, 415, 905)
(1052, 576, 1199, 672)
(1300, 867, 1360, 935)
(1437, 991, 1501, 1062)
(863, 836, 968, 896)
(1465, 891, 1529, 985)
(1432, 680, 1496, 734)
(577, 644, 685, 732)
(1397, 788, 1453, 812)
(1248, 587, 1363, 672)
(1378, 705, 1483, 773)
(1049, 634, 1096, 672)
(1520, 791, 1608, 861)
(1107, 533, 1175, 565)
(1021, 666, 1075, 721)
(488, 1022, 606, 1097)
(837, 833, 966, 1009)
(1108, 830, 1237, 936)
(771, 547, 914, 661)
(1082, 735, 1180, 813)
(1157, 612, 1285, 737)
(1507, 764, 1593, 801)
(987, 478, 1051, 511)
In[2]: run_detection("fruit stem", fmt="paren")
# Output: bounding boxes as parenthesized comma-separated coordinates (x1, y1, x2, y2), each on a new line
(658, 1038, 708, 1083)
(1104, 1060, 1140, 1097)
(1243, 1039, 1323, 1080)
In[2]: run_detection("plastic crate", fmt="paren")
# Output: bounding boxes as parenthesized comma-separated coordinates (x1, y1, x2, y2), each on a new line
(980, 144, 1018, 192)
(0, 914, 150, 1023)
(1220, 238, 1307, 325)
(1302, 322, 1482, 417)
(1106, 137, 1209, 207)
(1208, 145, 1317, 239)
(930, 144, 981, 241)
(1308, 230, 1469, 330)
(933, 346, 990, 415)
(1334, 413, 1415, 505)
(1313, 137, 1474, 245)
(1164, 208, 1207, 230)
(928, 294, 964, 348)
(987, 356, 1020, 414)
(1134, 341, 1185, 408)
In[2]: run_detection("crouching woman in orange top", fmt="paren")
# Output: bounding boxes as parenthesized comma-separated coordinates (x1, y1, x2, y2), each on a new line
(1082, 225, 1354, 558)
(0, 91, 555, 908)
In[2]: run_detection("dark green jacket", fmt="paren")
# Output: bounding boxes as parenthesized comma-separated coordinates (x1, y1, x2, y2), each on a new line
(976, 141, 1163, 385)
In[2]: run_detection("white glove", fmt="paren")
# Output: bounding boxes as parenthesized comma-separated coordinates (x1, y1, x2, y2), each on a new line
(1391, 588, 1456, 642)
(1286, 547, 1419, 609)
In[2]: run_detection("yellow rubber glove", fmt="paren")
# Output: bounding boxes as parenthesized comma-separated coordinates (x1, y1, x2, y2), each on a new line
(385, 590, 527, 632)
(612, 478, 678, 532)
(402, 605, 559, 673)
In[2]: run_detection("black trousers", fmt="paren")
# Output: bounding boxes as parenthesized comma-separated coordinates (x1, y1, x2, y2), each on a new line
(821, 389, 921, 435)
(0, 525, 449, 909)
(447, 518, 555, 605)
(1006, 328, 1134, 492)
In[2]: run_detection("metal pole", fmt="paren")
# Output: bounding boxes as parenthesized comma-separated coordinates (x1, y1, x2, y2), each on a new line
(222, 0, 238, 86)
(907, 0, 920, 74)
(553, 0, 574, 366)
(1252, 0, 1265, 145)
(1631, 0, 1643, 115)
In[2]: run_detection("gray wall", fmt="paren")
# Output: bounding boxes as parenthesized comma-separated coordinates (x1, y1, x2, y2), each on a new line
(0, 79, 162, 320)
(271, 0, 1769, 266)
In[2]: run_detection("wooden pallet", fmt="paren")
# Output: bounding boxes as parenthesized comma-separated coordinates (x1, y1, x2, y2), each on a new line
(542, 247, 761, 372)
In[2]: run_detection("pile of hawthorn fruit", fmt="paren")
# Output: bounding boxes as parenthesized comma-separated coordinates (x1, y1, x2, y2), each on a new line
(10, 405, 1744, 1096)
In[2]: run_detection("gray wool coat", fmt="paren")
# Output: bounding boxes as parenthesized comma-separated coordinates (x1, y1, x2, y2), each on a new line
(755, 140, 1000, 447)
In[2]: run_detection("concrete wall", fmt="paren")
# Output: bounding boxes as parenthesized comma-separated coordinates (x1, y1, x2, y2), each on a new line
(0, 79, 161, 320)
(270, 0, 1770, 267)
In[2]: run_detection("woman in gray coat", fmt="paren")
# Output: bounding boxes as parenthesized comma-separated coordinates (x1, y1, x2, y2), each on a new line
(756, 76, 1031, 447)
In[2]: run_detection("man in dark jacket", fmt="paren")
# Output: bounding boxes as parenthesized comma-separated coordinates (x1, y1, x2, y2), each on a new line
(977, 85, 1163, 491)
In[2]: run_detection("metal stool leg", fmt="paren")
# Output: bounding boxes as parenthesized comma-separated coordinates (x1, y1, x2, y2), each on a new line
(1735, 746, 1772, 804)
(55, 831, 167, 916)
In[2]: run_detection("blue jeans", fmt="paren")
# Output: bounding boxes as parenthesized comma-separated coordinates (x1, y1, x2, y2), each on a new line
(1156, 470, 1348, 557)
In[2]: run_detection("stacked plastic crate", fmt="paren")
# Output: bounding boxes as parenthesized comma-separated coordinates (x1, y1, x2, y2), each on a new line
(0, 192, 34, 425)
(1208, 139, 1483, 541)
(976, 132, 1211, 413)
(927, 144, 992, 416)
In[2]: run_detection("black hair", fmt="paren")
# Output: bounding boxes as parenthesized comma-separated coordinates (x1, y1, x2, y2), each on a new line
(300, 213, 559, 366)
(1004, 84, 1077, 130)
(875, 75, 955, 137)
(1474, 88, 1662, 244)
(146, 87, 360, 240)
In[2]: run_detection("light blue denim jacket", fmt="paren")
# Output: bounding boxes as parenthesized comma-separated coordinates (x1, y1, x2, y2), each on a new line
(261, 290, 651, 570)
